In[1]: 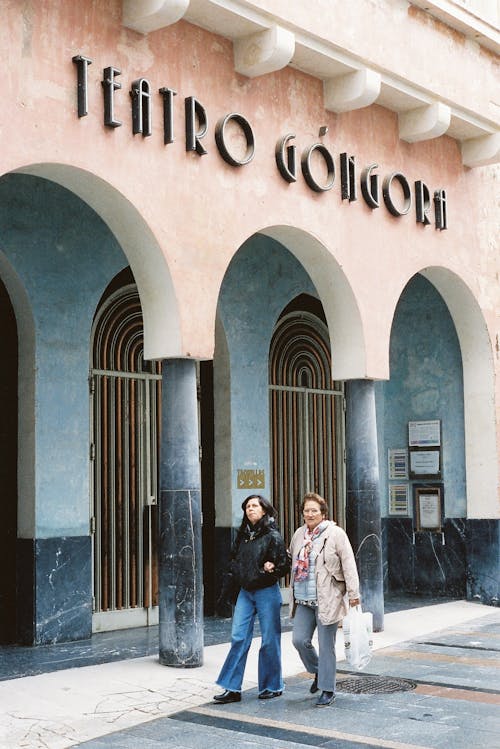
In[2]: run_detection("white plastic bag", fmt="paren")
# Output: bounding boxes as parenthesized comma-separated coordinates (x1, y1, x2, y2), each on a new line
(343, 605, 373, 670)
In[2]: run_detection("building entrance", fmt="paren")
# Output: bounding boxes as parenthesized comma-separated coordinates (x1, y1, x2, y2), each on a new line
(90, 284, 162, 631)
(0, 278, 18, 644)
(269, 305, 345, 547)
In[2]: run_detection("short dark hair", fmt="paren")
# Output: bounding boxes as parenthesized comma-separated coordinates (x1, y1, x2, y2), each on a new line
(241, 494, 277, 520)
(300, 492, 329, 518)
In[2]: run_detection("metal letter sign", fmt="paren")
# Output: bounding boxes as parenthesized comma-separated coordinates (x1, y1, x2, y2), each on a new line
(383, 172, 411, 216)
(159, 87, 177, 145)
(131, 78, 152, 136)
(215, 113, 255, 166)
(361, 164, 380, 208)
(102, 67, 122, 128)
(415, 180, 431, 225)
(74, 54, 449, 229)
(72, 55, 92, 117)
(275, 134, 297, 183)
(341, 153, 357, 202)
(185, 97, 208, 155)
(301, 143, 335, 192)
(434, 189, 447, 230)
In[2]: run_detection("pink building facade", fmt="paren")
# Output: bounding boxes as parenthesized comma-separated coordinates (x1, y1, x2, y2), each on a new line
(0, 1, 498, 659)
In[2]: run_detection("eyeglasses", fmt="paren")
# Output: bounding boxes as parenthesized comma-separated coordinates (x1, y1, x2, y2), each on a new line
(303, 509, 321, 515)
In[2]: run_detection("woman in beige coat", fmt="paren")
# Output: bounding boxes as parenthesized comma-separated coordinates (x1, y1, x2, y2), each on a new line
(289, 492, 360, 707)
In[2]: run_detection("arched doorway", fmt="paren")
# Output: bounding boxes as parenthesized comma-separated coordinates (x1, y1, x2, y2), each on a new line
(90, 280, 162, 631)
(269, 297, 345, 546)
(0, 277, 18, 644)
(383, 274, 468, 599)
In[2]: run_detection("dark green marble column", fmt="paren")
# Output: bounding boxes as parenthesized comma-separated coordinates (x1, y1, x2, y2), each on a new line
(345, 379, 384, 632)
(159, 359, 203, 666)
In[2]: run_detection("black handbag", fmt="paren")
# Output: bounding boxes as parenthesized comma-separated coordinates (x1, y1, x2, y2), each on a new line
(219, 570, 240, 606)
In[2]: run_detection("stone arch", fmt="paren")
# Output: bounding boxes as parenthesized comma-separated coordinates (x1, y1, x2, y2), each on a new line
(212, 231, 359, 594)
(14, 163, 181, 361)
(258, 226, 366, 381)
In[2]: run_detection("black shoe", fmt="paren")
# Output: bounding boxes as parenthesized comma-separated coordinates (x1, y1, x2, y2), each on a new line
(258, 689, 283, 699)
(213, 690, 241, 704)
(315, 691, 335, 707)
(310, 675, 319, 694)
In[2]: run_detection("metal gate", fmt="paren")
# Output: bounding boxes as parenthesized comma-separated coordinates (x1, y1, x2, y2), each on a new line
(269, 311, 345, 546)
(90, 285, 162, 631)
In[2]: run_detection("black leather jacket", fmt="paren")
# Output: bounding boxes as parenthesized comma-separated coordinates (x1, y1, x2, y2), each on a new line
(231, 516, 290, 591)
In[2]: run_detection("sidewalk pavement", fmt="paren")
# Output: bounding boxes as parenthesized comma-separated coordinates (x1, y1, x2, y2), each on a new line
(0, 600, 498, 749)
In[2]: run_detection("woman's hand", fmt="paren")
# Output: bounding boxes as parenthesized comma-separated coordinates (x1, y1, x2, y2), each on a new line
(263, 561, 275, 573)
(349, 597, 360, 607)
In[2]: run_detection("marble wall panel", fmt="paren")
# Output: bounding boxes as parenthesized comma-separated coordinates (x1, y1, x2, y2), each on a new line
(17, 536, 92, 645)
(466, 520, 499, 606)
(384, 517, 495, 601)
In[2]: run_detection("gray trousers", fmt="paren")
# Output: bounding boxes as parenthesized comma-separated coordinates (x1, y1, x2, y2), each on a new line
(291, 603, 339, 693)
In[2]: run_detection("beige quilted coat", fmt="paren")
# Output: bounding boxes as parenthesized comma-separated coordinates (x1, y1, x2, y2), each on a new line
(289, 521, 360, 625)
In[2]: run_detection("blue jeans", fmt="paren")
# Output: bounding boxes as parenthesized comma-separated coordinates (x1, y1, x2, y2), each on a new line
(292, 603, 338, 693)
(216, 583, 284, 695)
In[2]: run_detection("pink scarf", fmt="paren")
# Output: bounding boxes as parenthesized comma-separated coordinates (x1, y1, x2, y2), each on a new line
(293, 521, 328, 582)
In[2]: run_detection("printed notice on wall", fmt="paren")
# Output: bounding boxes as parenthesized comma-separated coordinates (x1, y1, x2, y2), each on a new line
(408, 420, 441, 447)
(389, 484, 409, 515)
(416, 491, 441, 530)
(388, 448, 408, 479)
(410, 450, 440, 475)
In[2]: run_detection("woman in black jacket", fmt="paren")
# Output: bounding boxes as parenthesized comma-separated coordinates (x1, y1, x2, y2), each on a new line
(213, 494, 290, 704)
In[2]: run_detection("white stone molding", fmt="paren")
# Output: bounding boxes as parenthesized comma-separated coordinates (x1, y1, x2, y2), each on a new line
(399, 102, 452, 143)
(324, 69, 381, 113)
(410, 0, 500, 55)
(461, 132, 500, 167)
(233, 25, 295, 78)
(123, 0, 189, 34)
(120, 0, 500, 166)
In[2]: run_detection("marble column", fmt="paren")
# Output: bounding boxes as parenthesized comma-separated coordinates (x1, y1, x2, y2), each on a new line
(345, 380, 384, 632)
(159, 359, 203, 666)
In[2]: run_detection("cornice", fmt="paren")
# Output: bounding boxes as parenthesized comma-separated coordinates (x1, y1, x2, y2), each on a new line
(123, 0, 500, 166)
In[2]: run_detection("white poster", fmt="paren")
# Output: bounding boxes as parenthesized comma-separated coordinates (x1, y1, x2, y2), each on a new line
(417, 493, 441, 530)
(408, 420, 441, 447)
(410, 450, 440, 475)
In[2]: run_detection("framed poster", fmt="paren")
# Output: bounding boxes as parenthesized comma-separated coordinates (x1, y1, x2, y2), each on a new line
(415, 486, 442, 532)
